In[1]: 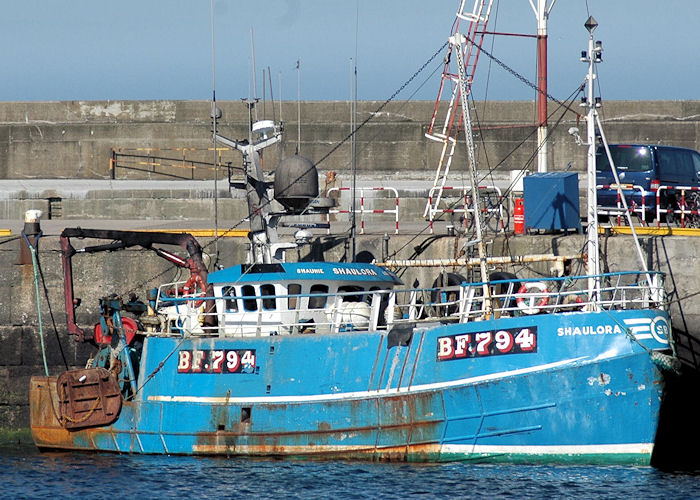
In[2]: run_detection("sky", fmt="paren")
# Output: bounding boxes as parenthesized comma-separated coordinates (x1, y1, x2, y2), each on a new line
(2, 0, 699, 103)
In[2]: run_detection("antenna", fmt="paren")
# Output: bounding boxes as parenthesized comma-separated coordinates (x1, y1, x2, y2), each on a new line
(350, 0, 359, 262)
(210, 0, 220, 266)
(268, 66, 276, 123)
(262, 68, 266, 119)
(279, 71, 283, 125)
(251, 28, 259, 122)
(296, 58, 301, 155)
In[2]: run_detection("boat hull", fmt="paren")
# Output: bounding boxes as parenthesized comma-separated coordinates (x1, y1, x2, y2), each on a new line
(31, 309, 669, 464)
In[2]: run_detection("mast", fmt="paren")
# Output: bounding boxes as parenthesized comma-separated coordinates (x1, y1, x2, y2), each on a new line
(215, 99, 282, 264)
(571, 17, 652, 300)
(451, 32, 492, 316)
(350, 0, 359, 262)
(582, 16, 601, 304)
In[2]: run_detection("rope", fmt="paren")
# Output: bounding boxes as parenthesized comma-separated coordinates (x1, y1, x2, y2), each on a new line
(34, 242, 69, 370)
(58, 388, 103, 424)
(23, 230, 49, 377)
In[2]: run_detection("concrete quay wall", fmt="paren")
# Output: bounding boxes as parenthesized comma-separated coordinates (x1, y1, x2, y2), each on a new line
(1, 100, 700, 181)
(2, 229, 698, 430)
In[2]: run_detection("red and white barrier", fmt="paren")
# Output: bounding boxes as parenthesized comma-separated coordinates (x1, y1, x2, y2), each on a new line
(426, 185, 504, 234)
(326, 186, 400, 234)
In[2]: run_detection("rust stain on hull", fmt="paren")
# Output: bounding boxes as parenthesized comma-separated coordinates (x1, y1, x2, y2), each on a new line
(30, 376, 84, 450)
(31, 377, 445, 461)
(190, 441, 441, 461)
(30, 376, 116, 452)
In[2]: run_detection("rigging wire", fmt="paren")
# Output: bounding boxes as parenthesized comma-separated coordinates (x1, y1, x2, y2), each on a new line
(36, 248, 69, 370)
(85, 13, 588, 302)
(463, 32, 580, 118)
(114, 41, 451, 299)
(82, 28, 582, 308)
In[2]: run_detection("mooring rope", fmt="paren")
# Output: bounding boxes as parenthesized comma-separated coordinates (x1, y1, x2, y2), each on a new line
(22, 230, 49, 377)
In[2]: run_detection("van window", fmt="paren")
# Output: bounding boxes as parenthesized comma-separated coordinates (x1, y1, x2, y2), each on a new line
(657, 149, 695, 184)
(308, 284, 329, 309)
(261, 284, 276, 311)
(596, 146, 652, 173)
(242, 285, 257, 312)
(222, 286, 238, 312)
(693, 152, 700, 179)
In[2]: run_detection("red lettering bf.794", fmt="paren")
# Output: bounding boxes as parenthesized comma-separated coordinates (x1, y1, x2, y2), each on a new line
(437, 327, 537, 361)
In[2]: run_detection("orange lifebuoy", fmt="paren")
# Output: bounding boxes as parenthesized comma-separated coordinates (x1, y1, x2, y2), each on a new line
(516, 282, 549, 315)
(183, 273, 207, 308)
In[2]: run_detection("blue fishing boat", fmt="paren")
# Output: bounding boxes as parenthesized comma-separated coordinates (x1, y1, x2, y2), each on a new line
(30, 9, 678, 465)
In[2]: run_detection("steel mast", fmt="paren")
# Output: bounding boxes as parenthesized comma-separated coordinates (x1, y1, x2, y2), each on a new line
(582, 16, 601, 304)
(452, 32, 493, 316)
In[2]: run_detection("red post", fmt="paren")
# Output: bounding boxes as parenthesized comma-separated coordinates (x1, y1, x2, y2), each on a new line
(537, 34, 548, 129)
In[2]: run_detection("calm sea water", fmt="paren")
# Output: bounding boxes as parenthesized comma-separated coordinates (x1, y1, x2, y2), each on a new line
(2, 443, 700, 500)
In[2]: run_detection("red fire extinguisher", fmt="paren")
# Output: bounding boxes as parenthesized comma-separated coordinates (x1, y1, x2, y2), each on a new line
(514, 198, 525, 235)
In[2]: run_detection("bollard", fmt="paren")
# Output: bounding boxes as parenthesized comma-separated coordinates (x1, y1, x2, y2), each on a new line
(382, 233, 390, 262)
(17, 209, 43, 265)
(513, 198, 525, 235)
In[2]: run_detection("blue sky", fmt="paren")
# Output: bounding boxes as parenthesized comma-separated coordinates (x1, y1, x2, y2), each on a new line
(2, 0, 698, 102)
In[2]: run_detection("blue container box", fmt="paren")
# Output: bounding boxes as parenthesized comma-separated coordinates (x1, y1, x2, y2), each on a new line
(523, 172, 581, 232)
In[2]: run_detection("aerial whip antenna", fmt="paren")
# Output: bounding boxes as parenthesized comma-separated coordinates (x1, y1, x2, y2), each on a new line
(296, 58, 301, 154)
(210, 0, 221, 267)
(251, 28, 259, 122)
(350, 0, 359, 261)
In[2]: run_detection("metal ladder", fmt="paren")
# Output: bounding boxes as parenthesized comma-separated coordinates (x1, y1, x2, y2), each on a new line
(423, 0, 494, 220)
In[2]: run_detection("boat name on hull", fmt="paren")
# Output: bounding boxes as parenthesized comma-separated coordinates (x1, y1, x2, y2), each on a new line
(437, 327, 537, 361)
(557, 324, 622, 337)
(177, 349, 257, 374)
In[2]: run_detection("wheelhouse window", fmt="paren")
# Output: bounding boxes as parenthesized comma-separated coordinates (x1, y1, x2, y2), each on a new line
(338, 285, 364, 302)
(287, 283, 301, 310)
(261, 284, 276, 311)
(222, 286, 238, 312)
(308, 284, 329, 309)
(242, 285, 257, 312)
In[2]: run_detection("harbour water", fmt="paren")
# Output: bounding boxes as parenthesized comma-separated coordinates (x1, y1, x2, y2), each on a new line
(3, 441, 700, 499)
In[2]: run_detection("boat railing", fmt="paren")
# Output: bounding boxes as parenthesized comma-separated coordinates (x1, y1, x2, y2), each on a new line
(150, 270, 666, 337)
(389, 270, 667, 323)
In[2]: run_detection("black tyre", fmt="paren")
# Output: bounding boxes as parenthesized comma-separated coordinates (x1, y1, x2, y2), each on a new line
(430, 272, 466, 316)
(489, 271, 520, 309)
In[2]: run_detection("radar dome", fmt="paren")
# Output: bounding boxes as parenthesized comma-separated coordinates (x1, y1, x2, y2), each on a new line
(274, 155, 319, 213)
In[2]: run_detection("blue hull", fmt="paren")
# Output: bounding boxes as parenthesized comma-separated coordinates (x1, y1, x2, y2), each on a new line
(31, 309, 669, 464)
